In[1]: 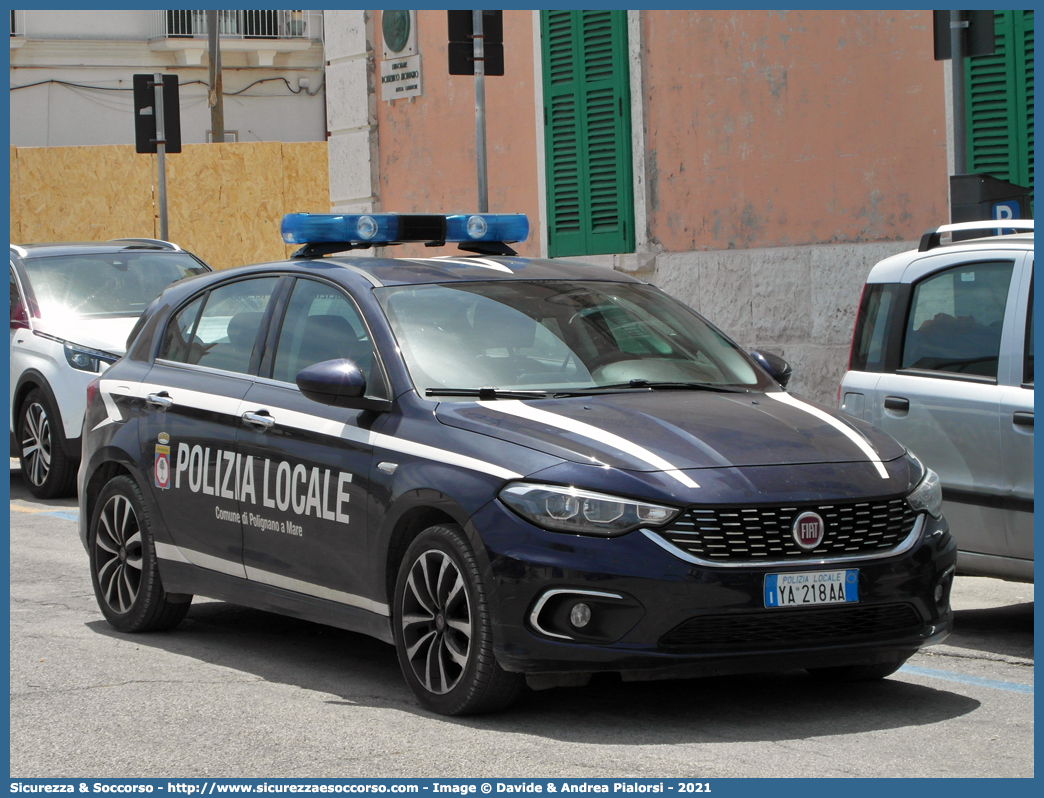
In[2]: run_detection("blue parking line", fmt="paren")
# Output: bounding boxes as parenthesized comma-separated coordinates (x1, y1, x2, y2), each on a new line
(900, 664, 1034, 695)
(42, 510, 79, 522)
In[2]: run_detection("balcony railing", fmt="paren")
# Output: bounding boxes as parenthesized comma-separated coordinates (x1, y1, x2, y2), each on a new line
(150, 10, 317, 41)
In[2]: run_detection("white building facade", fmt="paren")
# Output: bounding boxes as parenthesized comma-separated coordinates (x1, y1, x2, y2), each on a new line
(10, 9, 327, 147)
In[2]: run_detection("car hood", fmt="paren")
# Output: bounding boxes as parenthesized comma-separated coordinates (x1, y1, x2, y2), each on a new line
(435, 390, 906, 472)
(34, 315, 138, 355)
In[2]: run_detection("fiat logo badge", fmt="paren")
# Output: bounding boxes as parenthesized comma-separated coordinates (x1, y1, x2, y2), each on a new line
(792, 511, 825, 550)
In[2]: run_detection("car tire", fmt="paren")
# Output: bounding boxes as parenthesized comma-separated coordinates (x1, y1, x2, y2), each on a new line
(806, 656, 909, 682)
(393, 524, 524, 715)
(17, 387, 77, 499)
(89, 475, 192, 633)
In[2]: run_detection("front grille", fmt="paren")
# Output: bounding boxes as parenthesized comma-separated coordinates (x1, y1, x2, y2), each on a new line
(659, 603, 923, 652)
(653, 498, 916, 563)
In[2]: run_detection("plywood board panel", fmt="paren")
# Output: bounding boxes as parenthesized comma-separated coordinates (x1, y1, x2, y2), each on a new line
(281, 141, 330, 258)
(10, 147, 20, 243)
(11, 141, 330, 270)
(15, 145, 155, 244)
(165, 142, 287, 271)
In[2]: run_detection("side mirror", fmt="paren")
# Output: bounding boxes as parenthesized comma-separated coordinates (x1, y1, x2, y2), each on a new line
(750, 350, 793, 388)
(296, 358, 390, 411)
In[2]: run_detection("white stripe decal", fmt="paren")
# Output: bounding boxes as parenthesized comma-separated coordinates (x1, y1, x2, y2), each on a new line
(154, 540, 247, 578)
(244, 567, 390, 616)
(411, 255, 514, 273)
(229, 400, 522, 480)
(153, 541, 191, 564)
(154, 541, 390, 616)
(766, 392, 890, 479)
(478, 400, 700, 489)
(370, 432, 522, 480)
(96, 380, 521, 480)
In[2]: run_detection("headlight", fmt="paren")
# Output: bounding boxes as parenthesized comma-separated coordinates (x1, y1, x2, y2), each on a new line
(64, 342, 119, 373)
(499, 483, 680, 537)
(904, 449, 925, 489)
(906, 467, 943, 519)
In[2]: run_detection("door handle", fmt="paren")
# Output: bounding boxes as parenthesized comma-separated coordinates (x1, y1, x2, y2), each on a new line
(242, 411, 275, 430)
(145, 392, 173, 410)
(1013, 411, 1034, 428)
(884, 396, 909, 412)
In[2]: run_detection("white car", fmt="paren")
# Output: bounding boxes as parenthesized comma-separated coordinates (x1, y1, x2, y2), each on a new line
(839, 220, 1033, 582)
(10, 239, 210, 497)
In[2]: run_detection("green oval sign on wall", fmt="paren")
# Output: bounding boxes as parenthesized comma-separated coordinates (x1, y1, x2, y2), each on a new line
(383, 10, 411, 54)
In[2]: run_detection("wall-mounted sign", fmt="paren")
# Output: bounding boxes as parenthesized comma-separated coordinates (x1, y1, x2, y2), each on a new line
(381, 10, 422, 101)
(382, 10, 417, 58)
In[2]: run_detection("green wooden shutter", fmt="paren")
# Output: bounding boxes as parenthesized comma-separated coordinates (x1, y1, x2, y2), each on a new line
(965, 10, 1034, 212)
(542, 10, 634, 258)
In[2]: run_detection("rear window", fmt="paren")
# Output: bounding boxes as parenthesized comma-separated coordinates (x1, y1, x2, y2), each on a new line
(849, 284, 897, 372)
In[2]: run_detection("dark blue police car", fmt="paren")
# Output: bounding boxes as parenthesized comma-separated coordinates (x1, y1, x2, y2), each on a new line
(79, 213, 956, 715)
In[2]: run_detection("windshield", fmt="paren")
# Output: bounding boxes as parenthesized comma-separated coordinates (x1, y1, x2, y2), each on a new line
(23, 252, 208, 319)
(376, 281, 772, 395)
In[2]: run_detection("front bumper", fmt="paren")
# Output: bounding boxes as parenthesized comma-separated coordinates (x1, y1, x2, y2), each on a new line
(472, 500, 956, 676)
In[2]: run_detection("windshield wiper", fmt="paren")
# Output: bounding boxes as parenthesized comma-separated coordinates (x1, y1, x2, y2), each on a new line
(554, 380, 746, 397)
(425, 388, 549, 400)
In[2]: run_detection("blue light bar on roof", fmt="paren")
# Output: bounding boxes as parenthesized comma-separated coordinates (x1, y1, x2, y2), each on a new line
(280, 213, 529, 245)
(445, 214, 529, 243)
(281, 213, 399, 245)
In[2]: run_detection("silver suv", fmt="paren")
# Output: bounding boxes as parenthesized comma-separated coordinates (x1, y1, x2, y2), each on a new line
(840, 220, 1033, 583)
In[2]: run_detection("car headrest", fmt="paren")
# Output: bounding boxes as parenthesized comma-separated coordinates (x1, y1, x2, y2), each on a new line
(300, 314, 367, 364)
(226, 311, 264, 351)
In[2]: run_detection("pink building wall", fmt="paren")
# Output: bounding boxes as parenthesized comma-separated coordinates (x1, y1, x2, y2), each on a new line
(643, 10, 949, 252)
(374, 10, 542, 258)
(369, 11, 950, 259)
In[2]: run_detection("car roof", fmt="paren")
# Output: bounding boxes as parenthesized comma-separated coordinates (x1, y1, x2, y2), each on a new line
(197, 252, 646, 289)
(11, 241, 189, 259)
(865, 232, 1034, 284)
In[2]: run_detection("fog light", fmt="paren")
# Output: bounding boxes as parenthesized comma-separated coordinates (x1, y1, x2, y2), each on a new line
(934, 584, 944, 602)
(569, 603, 592, 628)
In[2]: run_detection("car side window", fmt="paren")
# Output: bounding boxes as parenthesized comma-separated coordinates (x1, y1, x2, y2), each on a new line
(159, 277, 277, 375)
(850, 284, 896, 372)
(271, 278, 380, 390)
(901, 261, 1014, 379)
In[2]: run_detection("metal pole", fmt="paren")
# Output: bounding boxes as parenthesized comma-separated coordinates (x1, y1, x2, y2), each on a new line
(153, 72, 169, 241)
(950, 10, 967, 175)
(207, 9, 224, 143)
(473, 10, 488, 212)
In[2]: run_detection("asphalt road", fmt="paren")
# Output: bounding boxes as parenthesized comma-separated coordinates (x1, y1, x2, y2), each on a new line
(9, 463, 1034, 778)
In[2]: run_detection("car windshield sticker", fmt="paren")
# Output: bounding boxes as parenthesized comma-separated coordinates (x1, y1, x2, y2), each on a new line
(766, 392, 889, 479)
(478, 399, 700, 489)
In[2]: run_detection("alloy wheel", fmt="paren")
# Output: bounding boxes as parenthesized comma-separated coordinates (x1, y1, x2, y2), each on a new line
(400, 549, 473, 695)
(21, 401, 52, 487)
(94, 494, 144, 614)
